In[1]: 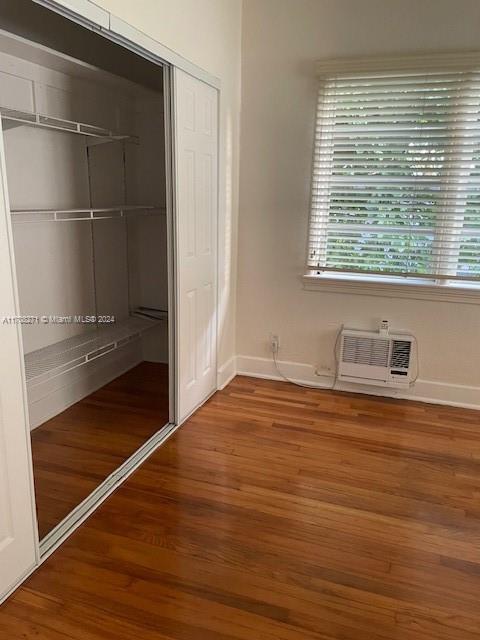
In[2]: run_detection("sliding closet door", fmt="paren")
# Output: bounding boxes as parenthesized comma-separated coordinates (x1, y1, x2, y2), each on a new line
(174, 69, 218, 422)
(0, 126, 37, 600)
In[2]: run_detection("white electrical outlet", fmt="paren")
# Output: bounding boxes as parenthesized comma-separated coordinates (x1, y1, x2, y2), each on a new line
(379, 319, 390, 335)
(270, 334, 279, 354)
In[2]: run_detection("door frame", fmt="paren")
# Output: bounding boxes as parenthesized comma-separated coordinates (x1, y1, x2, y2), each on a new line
(0, 0, 222, 598)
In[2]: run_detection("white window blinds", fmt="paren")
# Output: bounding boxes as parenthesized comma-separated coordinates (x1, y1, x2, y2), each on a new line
(308, 56, 480, 282)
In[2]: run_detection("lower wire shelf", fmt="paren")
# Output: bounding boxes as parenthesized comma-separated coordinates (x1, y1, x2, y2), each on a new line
(24, 316, 160, 387)
(10, 205, 165, 224)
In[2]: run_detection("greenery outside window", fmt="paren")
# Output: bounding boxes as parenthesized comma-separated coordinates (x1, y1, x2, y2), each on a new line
(307, 54, 480, 287)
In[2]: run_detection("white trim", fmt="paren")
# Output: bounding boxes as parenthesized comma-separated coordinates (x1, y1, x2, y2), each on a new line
(237, 355, 330, 388)
(163, 64, 177, 426)
(236, 355, 480, 410)
(302, 274, 480, 304)
(217, 356, 237, 390)
(108, 16, 220, 89)
(32, 0, 221, 89)
(33, 0, 110, 29)
(317, 50, 480, 75)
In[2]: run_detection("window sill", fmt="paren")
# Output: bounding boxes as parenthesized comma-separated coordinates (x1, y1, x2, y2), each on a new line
(302, 273, 480, 304)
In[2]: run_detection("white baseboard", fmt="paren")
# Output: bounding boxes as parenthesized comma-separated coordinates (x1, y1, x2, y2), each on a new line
(217, 356, 237, 390)
(236, 355, 480, 410)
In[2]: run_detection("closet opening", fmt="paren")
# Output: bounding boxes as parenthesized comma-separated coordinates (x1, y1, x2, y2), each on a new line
(0, 0, 173, 545)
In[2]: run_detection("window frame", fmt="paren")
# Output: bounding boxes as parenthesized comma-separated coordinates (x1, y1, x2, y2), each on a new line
(305, 52, 480, 300)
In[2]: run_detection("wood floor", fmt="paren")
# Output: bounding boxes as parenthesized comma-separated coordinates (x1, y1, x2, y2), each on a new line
(3, 375, 480, 639)
(31, 361, 169, 539)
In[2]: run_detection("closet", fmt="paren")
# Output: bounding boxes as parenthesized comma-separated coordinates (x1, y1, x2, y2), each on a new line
(0, 0, 219, 601)
(0, 28, 171, 542)
(0, 2, 172, 548)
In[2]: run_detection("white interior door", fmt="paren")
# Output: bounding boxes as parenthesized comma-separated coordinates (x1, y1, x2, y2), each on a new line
(0, 125, 37, 601)
(174, 69, 218, 422)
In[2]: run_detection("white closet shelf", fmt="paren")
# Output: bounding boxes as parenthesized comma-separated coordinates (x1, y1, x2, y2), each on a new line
(0, 107, 139, 145)
(10, 205, 165, 223)
(25, 316, 160, 387)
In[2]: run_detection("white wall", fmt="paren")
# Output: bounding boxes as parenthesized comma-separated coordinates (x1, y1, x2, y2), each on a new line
(237, 0, 480, 406)
(94, 0, 243, 377)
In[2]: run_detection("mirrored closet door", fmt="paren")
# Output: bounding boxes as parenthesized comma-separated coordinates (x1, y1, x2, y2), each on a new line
(0, 1, 172, 543)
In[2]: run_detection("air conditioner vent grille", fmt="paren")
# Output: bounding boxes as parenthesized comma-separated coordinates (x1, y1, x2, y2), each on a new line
(390, 340, 412, 369)
(342, 336, 390, 367)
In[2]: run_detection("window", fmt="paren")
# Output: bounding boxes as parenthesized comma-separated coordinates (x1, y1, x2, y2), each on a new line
(307, 54, 480, 286)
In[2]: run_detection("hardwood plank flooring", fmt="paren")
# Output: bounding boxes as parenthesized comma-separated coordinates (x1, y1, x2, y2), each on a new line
(3, 375, 480, 639)
(31, 361, 169, 539)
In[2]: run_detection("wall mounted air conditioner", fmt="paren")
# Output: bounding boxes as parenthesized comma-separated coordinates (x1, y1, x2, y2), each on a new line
(338, 329, 415, 389)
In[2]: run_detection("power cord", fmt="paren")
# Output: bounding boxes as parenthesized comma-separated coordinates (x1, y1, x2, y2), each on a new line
(271, 325, 343, 391)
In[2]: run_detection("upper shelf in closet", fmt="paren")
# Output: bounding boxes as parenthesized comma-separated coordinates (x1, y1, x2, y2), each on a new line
(0, 107, 139, 145)
(10, 205, 165, 224)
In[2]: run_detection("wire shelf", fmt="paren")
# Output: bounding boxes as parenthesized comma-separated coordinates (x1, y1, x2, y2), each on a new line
(25, 316, 160, 387)
(10, 205, 165, 224)
(0, 107, 139, 145)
